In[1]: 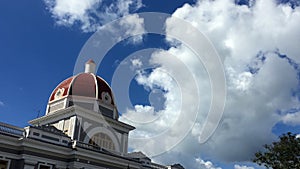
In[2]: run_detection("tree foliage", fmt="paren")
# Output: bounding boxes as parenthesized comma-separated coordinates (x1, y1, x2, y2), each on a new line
(253, 132, 300, 169)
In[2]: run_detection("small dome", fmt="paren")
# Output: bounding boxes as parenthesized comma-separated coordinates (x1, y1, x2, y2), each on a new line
(49, 73, 115, 106)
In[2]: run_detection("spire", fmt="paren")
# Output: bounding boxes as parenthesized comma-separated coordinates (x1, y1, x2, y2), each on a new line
(85, 59, 96, 74)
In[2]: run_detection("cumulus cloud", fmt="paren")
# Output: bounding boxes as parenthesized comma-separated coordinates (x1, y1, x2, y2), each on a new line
(119, 0, 300, 167)
(282, 111, 300, 125)
(117, 14, 145, 43)
(44, 0, 143, 32)
(130, 58, 143, 69)
(196, 158, 222, 169)
(121, 67, 181, 137)
(166, 0, 300, 161)
(120, 51, 204, 156)
(234, 164, 254, 169)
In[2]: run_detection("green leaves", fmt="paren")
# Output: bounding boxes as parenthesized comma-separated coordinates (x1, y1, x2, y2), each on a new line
(253, 132, 300, 169)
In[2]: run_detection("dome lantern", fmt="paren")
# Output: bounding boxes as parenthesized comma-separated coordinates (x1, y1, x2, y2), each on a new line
(84, 59, 96, 74)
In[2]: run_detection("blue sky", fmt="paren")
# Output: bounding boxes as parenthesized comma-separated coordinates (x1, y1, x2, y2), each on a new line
(0, 0, 195, 125)
(1, 0, 300, 169)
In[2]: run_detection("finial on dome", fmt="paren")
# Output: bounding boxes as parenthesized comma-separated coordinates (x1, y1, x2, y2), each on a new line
(85, 59, 96, 74)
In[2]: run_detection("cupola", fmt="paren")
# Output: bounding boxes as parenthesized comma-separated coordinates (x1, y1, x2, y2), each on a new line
(46, 60, 118, 119)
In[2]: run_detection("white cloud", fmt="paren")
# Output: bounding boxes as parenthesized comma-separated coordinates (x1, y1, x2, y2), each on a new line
(120, 0, 300, 167)
(130, 59, 143, 69)
(196, 158, 222, 169)
(120, 65, 186, 154)
(234, 164, 255, 169)
(44, 0, 143, 32)
(282, 111, 300, 125)
(296, 134, 300, 139)
(119, 45, 213, 157)
(118, 14, 145, 43)
(166, 0, 300, 162)
(0, 101, 4, 107)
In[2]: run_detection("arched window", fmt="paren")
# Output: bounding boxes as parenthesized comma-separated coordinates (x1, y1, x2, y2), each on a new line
(89, 133, 115, 151)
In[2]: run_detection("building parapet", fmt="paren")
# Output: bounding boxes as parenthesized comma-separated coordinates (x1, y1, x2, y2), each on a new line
(24, 125, 71, 146)
(0, 122, 24, 137)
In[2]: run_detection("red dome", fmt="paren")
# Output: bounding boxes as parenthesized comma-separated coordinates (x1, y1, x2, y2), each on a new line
(49, 73, 115, 105)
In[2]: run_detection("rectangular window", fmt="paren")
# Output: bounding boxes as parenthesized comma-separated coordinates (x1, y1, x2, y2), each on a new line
(0, 159, 10, 169)
(33, 132, 40, 136)
(38, 164, 52, 169)
(63, 119, 70, 133)
(41, 135, 59, 142)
